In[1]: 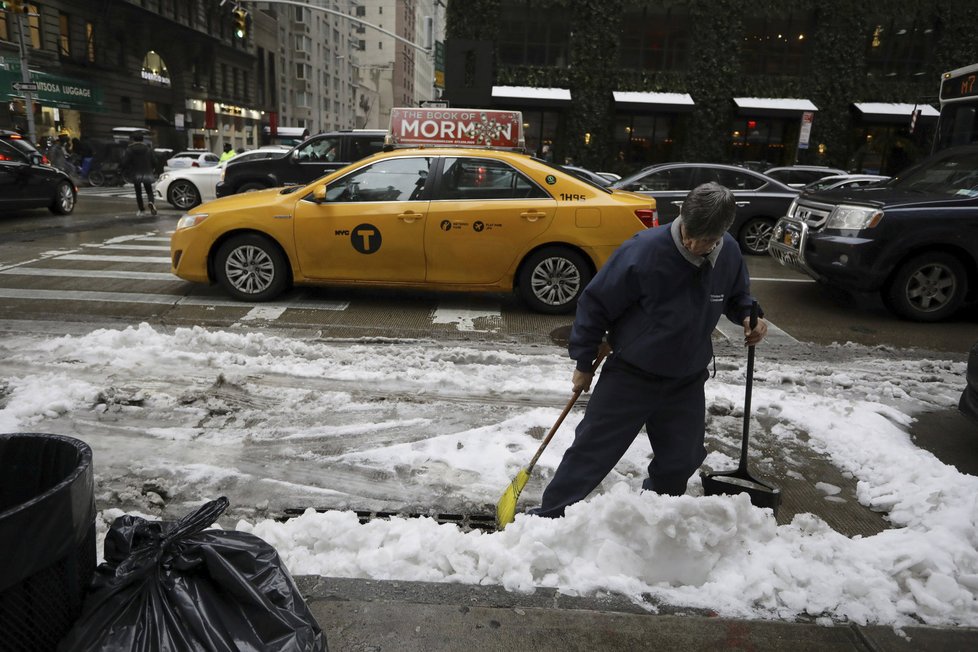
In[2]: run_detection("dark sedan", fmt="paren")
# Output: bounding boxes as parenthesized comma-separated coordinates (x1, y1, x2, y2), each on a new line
(0, 130, 76, 215)
(611, 162, 798, 254)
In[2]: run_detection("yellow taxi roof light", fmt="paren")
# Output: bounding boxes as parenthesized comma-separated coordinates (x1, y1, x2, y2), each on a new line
(387, 107, 526, 151)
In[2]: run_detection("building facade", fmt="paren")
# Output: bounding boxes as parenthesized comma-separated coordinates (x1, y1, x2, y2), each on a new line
(445, 0, 978, 176)
(0, 0, 268, 153)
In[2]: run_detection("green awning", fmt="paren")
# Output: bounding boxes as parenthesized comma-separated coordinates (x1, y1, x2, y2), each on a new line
(0, 67, 104, 111)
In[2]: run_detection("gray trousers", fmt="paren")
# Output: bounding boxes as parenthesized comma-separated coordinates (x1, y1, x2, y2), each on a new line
(534, 358, 708, 518)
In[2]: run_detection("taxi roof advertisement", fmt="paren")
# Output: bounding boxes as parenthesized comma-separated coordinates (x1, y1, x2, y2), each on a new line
(389, 108, 523, 149)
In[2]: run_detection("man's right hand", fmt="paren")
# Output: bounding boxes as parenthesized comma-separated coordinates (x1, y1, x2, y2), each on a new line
(572, 369, 594, 393)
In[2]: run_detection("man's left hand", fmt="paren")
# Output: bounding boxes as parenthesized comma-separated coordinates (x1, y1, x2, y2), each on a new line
(743, 317, 768, 346)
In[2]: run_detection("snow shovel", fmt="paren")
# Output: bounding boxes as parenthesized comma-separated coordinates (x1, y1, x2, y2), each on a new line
(495, 348, 609, 530)
(700, 301, 781, 515)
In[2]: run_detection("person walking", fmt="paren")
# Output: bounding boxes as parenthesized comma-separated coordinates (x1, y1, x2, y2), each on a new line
(219, 143, 236, 163)
(121, 132, 157, 216)
(532, 182, 769, 518)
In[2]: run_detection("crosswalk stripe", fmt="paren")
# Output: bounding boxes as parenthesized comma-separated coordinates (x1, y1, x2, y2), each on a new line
(59, 254, 171, 264)
(81, 243, 170, 251)
(0, 287, 349, 310)
(0, 267, 177, 281)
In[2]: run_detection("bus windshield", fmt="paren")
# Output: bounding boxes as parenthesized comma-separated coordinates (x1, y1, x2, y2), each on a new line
(936, 64, 978, 152)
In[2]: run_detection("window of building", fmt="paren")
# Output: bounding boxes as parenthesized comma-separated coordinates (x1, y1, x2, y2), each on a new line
(619, 6, 690, 72)
(729, 117, 799, 168)
(294, 6, 305, 22)
(58, 13, 71, 56)
(0, 10, 8, 42)
(296, 63, 310, 79)
(85, 22, 95, 62)
(498, 2, 570, 67)
(741, 12, 813, 75)
(121, 96, 132, 113)
(355, 5, 365, 17)
(296, 92, 311, 107)
(865, 14, 938, 79)
(221, 63, 228, 95)
(28, 4, 41, 49)
(295, 34, 310, 51)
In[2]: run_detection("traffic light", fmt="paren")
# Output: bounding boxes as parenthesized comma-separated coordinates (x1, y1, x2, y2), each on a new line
(232, 8, 250, 39)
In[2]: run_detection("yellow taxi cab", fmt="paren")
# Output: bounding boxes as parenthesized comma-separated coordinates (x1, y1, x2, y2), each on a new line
(170, 108, 656, 313)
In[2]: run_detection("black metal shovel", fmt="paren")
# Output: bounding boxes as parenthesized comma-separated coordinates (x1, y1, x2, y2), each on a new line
(700, 301, 781, 515)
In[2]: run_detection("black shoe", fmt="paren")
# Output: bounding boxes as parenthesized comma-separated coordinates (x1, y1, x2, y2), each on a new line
(149, 202, 158, 216)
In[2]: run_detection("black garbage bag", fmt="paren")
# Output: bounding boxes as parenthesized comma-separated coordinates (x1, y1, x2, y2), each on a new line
(58, 497, 327, 652)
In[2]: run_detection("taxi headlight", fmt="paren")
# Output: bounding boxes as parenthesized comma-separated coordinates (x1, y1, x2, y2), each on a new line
(176, 213, 209, 230)
(826, 205, 883, 230)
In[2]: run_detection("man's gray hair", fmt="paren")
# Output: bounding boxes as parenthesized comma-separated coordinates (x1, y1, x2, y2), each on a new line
(681, 182, 736, 239)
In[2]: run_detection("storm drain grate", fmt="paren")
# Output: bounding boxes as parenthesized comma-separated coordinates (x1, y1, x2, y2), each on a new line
(281, 508, 498, 532)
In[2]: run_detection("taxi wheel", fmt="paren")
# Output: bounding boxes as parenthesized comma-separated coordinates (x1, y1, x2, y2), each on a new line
(215, 234, 290, 302)
(168, 180, 201, 210)
(518, 247, 592, 314)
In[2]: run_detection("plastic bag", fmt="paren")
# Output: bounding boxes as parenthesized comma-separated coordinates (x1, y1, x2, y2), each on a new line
(58, 497, 327, 652)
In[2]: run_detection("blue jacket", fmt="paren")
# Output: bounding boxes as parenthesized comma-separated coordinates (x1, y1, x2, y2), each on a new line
(569, 220, 758, 378)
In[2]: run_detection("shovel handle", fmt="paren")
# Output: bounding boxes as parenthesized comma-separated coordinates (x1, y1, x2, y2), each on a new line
(739, 301, 759, 471)
(525, 348, 609, 473)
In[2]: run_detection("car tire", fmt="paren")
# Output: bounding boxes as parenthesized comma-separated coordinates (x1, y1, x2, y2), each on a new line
(238, 182, 267, 193)
(738, 218, 775, 255)
(168, 180, 201, 210)
(48, 181, 76, 215)
(215, 234, 291, 302)
(518, 247, 592, 314)
(87, 171, 105, 187)
(885, 252, 968, 322)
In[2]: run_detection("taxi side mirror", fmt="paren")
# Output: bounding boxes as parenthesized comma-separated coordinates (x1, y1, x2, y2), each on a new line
(314, 185, 328, 202)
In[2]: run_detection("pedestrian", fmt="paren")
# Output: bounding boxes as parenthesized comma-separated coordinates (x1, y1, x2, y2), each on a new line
(219, 143, 236, 162)
(531, 182, 769, 518)
(121, 132, 157, 216)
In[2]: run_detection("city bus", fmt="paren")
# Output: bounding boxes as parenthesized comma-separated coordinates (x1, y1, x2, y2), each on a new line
(935, 62, 978, 152)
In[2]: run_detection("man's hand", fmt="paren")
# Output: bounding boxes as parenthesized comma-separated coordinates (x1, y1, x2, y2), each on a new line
(743, 317, 768, 346)
(572, 342, 613, 393)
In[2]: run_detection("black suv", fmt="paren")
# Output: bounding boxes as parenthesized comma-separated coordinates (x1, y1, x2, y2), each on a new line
(215, 129, 386, 197)
(0, 130, 76, 215)
(769, 145, 978, 322)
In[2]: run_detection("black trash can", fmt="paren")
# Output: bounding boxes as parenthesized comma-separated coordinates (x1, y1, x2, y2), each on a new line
(0, 433, 96, 652)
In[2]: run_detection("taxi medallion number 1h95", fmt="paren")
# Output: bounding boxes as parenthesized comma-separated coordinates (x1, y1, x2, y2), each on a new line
(170, 107, 657, 313)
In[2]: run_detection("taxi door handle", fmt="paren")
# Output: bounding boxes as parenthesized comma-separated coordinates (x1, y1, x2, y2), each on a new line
(398, 211, 422, 223)
(521, 211, 547, 222)
(670, 201, 684, 206)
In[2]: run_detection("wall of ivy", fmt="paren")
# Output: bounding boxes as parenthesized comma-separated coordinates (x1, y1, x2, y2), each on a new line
(446, 0, 978, 171)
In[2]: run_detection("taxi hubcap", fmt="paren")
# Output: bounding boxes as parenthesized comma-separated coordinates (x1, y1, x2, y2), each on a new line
(225, 245, 275, 294)
(907, 264, 955, 311)
(530, 256, 580, 306)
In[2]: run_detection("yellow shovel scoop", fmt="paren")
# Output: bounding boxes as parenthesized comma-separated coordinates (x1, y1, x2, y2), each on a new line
(495, 349, 608, 530)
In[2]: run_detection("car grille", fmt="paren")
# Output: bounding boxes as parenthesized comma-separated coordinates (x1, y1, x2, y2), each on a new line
(789, 199, 834, 230)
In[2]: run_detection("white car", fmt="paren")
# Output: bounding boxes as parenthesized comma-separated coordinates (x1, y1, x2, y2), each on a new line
(164, 150, 221, 172)
(156, 147, 290, 210)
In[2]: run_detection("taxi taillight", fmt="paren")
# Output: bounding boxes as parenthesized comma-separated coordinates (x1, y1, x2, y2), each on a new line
(635, 208, 658, 228)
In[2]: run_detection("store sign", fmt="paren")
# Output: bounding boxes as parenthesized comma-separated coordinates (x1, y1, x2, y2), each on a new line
(797, 111, 814, 150)
(388, 107, 523, 148)
(0, 68, 103, 110)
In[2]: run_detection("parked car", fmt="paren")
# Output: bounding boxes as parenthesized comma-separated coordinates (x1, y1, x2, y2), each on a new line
(596, 171, 622, 183)
(802, 174, 890, 193)
(763, 165, 848, 188)
(611, 162, 799, 254)
(164, 150, 221, 171)
(562, 165, 613, 187)
(157, 146, 292, 210)
(961, 340, 978, 427)
(769, 145, 978, 322)
(0, 130, 76, 215)
(215, 129, 387, 197)
(171, 147, 656, 313)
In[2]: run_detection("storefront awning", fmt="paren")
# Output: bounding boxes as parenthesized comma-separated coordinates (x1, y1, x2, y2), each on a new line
(734, 97, 817, 117)
(0, 67, 104, 111)
(852, 102, 940, 123)
(491, 86, 571, 106)
(613, 91, 695, 112)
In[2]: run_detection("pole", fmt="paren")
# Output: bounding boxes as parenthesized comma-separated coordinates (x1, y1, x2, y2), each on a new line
(14, 7, 37, 145)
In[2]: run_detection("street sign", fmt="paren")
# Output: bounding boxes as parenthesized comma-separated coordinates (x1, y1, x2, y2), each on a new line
(12, 81, 38, 91)
(797, 111, 814, 150)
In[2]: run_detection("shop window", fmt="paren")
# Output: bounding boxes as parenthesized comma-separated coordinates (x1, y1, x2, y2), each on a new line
(58, 13, 71, 56)
(729, 118, 798, 168)
(618, 6, 690, 72)
(615, 114, 678, 167)
(498, 1, 570, 67)
(741, 12, 812, 76)
(141, 51, 171, 87)
(865, 15, 937, 79)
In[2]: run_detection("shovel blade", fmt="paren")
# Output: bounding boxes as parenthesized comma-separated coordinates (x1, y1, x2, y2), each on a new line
(700, 470, 782, 515)
(496, 468, 531, 530)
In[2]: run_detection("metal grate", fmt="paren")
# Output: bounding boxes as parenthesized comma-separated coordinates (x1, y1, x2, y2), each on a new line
(282, 508, 498, 532)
